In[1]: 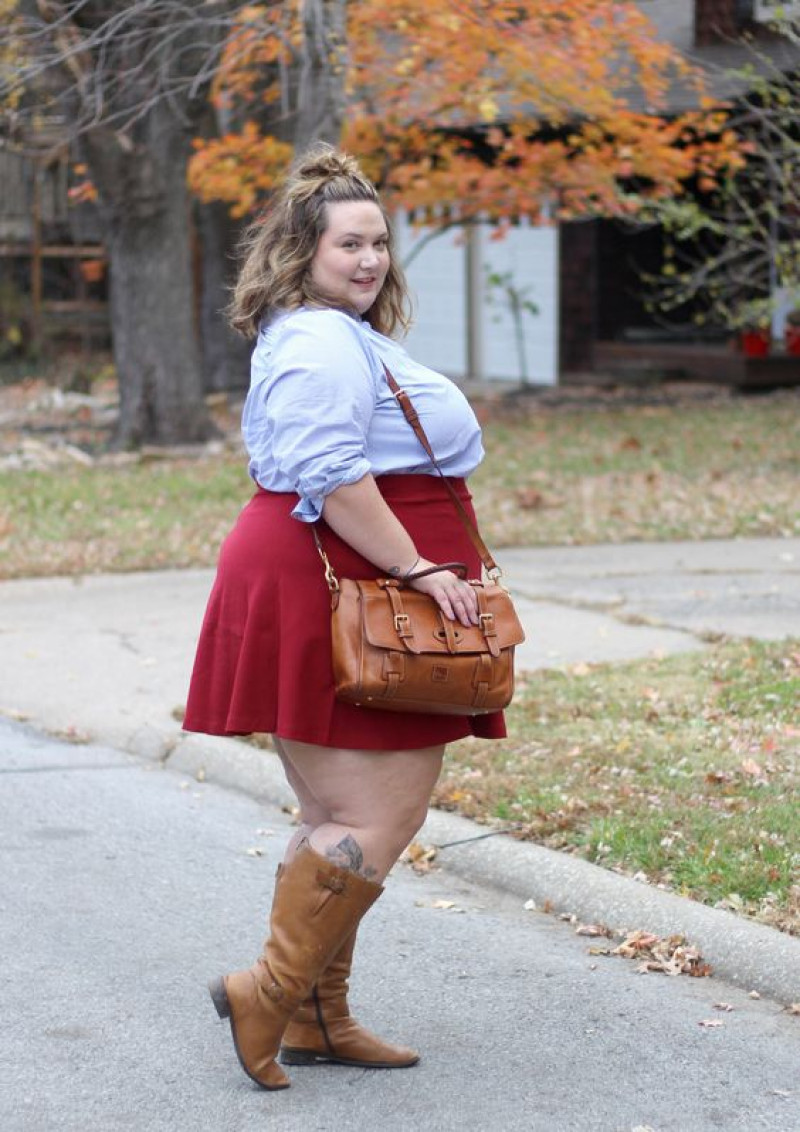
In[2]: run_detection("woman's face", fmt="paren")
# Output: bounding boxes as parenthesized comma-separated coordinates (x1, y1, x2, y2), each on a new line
(310, 200, 390, 315)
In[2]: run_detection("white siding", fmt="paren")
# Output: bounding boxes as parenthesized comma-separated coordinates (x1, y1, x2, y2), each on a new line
(479, 221, 559, 385)
(393, 211, 559, 385)
(394, 212, 467, 377)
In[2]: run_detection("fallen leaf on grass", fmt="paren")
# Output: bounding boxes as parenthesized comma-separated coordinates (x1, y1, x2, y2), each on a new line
(245, 847, 264, 857)
(705, 769, 733, 785)
(713, 1002, 735, 1012)
(749, 990, 761, 999)
(785, 1003, 800, 1016)
(414, 899, 465, 913)
(698, 1019, 724, 1028)
(516, 488, 546, 510)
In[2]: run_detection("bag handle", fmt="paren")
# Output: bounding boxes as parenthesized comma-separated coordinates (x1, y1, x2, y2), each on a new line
(382, 365, 501, 579)
(391, 562, 468, 584)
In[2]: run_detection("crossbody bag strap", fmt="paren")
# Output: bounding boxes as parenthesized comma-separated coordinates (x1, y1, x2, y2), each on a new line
(382, 364, 501, 579)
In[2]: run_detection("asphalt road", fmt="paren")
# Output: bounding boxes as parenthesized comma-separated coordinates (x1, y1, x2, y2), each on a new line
(2, 719, 800, 1132)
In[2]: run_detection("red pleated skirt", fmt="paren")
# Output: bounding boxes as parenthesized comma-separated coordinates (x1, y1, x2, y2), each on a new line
(183, 474, 507, 750)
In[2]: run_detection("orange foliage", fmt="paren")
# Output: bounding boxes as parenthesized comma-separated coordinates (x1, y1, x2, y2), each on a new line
(188, 0, 742, 223)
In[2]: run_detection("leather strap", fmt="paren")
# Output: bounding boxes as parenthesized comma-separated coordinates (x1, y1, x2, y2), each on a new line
(400, 562, 467, 583)
(382, 365, 500, 576)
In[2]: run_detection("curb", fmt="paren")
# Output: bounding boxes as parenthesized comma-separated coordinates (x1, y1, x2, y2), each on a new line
(164, 730, 800, 1007)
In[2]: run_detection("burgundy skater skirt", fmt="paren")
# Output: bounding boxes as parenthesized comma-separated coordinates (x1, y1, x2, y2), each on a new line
(183, 474, 507, 750)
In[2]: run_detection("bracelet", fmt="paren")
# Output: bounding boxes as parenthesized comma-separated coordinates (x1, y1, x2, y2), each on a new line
(402, 555, 422, 579)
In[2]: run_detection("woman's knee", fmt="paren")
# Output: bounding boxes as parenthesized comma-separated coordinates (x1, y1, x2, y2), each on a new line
(357, 797, 430, 861)
(395, 796, 431, 844)
(277, 739, 441, 845)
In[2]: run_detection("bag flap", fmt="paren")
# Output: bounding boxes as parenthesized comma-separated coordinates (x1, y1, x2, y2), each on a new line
(351, 581, 525, 654)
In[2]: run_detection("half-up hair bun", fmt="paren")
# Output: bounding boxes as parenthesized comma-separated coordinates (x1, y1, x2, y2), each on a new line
(294, 143, 363, 184)
(285, 142, 378, 209)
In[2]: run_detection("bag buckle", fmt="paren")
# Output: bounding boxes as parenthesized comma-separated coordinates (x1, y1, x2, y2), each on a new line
(394, 612, 410, 634)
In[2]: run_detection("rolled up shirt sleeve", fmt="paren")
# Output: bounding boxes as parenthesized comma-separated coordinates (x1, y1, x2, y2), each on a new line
(262, 310, 378, 522)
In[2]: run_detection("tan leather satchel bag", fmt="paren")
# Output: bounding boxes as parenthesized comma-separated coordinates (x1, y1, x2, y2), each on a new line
(313, 366, 525, 716)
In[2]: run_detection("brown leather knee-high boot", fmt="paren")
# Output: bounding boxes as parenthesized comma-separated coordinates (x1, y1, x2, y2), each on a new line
(280, 926, 419, 1068)
(208, 845, 382, 1090)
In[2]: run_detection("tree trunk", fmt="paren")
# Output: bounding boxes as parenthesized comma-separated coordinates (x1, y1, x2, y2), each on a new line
(267, 0, 347, 150)
(196, 198, 250, 393)
(82, 108, 215, 447)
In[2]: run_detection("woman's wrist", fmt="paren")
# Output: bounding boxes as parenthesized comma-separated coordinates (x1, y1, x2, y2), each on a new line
(387, 554, 421, 579)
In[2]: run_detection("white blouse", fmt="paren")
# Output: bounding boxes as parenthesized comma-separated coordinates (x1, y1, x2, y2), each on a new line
(242, 307, 485, 522)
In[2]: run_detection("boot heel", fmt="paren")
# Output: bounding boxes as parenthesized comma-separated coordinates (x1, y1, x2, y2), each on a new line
(208, 976, 230, 1019)
(280, 1047, 324, 1066)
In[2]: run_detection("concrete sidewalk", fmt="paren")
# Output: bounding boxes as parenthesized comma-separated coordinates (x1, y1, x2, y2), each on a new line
(1, 537, 799, 1003)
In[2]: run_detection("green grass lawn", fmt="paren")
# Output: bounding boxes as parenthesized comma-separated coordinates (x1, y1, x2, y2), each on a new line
(436, 639, 800, 934)
(474, 394, 800, 547)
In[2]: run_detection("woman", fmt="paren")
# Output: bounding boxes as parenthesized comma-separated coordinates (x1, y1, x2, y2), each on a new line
(184, 143, 505, 1092)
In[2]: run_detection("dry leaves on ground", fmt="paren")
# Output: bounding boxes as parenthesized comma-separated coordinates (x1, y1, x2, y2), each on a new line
(414, 899, 465, 913)
(588, 929, 712, 977)
(402, 841, 439, 874)
(575, 922, 614, 938)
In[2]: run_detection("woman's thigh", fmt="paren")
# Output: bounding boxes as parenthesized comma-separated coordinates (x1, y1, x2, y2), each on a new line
(272, 736, 331, 826)
(276, 737, 444, 832)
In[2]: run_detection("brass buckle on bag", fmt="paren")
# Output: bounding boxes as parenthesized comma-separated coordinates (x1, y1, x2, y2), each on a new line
(394, 613, 410, 634)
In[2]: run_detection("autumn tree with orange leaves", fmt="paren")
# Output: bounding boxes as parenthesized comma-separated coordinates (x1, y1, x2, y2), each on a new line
(189, 0, 741, 229)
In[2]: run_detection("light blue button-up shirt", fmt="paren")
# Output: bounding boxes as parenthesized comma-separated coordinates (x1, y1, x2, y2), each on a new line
(242, 307, 484, 522)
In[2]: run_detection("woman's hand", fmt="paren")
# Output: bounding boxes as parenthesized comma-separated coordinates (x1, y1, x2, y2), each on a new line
(322, 478, 479, 627)
(406, 559, 480, 628)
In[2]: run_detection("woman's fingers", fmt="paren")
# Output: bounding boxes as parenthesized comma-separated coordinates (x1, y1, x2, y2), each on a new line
(408, 566, 480, 626)
(429, 579, 479, 627)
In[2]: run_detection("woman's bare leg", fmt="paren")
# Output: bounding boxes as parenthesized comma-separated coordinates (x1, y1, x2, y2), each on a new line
(274, 738, 444, 882)
(271, 736, 332, 864)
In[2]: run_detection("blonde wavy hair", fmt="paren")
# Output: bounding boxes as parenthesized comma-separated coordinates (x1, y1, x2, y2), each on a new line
(229, 144, 410, 338)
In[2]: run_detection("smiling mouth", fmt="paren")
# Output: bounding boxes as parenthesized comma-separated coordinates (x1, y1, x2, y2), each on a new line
(353, 277, 377, 285)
